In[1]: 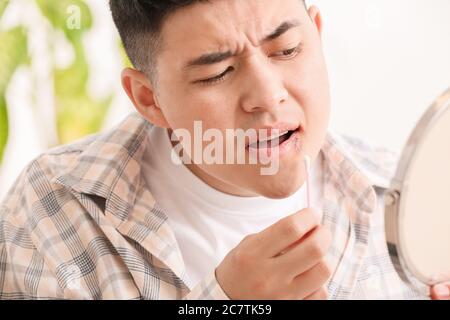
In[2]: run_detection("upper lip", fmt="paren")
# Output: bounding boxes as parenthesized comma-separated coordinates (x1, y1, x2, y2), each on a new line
(245, 123, 301, 147)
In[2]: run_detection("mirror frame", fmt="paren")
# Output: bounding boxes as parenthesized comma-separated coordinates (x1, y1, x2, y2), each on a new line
(385, 87, 450, 288)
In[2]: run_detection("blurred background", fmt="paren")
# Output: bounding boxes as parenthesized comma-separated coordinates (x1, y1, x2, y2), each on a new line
(0, 0, 449, 201)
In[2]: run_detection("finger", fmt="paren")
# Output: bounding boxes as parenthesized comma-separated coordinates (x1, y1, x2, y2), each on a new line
(289, 260, 333, 299)
(304, 287, 328, 300)
(430, 283, 450, 300)
(255, 208, 320, 258)
(275, 225, 332, 278)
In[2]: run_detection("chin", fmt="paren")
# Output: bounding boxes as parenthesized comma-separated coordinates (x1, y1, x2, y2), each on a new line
(256, 174, 304, 199)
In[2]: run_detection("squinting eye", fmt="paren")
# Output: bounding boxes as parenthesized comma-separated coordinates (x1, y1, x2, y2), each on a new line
(271, 43, 303, 59)
(198, 66, 234, 85)
(282, 48, 298, 56)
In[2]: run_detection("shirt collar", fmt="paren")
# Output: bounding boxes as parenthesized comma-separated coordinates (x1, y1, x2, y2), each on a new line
(53, 112, 151, 227)
(321, 131, 378, 215)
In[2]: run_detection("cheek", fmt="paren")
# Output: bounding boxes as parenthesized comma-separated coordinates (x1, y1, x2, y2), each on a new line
(306, 91, 330, 140)
(288, 50, 330, 111)
(158, 87, 236, 133)
(286, 57, 330, 143)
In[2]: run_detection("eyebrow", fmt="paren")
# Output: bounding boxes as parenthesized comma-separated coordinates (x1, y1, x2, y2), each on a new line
(184, 19, 301, 69)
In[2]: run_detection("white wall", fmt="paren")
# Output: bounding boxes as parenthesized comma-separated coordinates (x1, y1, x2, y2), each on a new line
(312, 0, 450, 149)
(1, 0, 449, 201)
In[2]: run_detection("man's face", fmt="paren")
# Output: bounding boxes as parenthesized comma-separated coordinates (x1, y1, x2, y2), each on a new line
(150, 0, 330, 198)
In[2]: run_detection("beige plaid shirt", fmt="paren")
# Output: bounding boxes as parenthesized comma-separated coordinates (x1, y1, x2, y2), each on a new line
(0, 112, 429, 299)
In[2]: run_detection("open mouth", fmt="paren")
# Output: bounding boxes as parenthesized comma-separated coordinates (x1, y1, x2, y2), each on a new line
(247, 127, 300, 150)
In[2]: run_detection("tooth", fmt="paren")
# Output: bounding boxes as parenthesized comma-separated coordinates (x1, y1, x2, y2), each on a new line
(248, 130, 291, 148)
(259, 130, 288, 143)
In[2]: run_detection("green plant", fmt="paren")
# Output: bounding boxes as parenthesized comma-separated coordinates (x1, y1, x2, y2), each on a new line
(0, 0, 121, 163)
(37, 0, 113, 143)
(0, 25, 28, 163)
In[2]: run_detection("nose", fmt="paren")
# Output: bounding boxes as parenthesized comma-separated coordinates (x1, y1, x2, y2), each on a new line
(240, 57, 289, 114)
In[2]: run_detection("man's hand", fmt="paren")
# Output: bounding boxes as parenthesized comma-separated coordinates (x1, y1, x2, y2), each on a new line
(215, 208, 332, 300)
(431, 282, 450, 300)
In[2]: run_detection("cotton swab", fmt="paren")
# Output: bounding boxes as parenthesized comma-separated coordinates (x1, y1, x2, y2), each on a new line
(304, 155, 311, 208)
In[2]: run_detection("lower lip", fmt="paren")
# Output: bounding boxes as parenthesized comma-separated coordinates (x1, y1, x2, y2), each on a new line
(247, 128, 302, 158)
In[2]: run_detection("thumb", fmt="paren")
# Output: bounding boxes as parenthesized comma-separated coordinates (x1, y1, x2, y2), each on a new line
(430, 283, 450, 300)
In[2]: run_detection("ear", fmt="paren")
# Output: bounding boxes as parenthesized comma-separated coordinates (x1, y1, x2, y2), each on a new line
(307, 5, 323, 37)
(121, 68, 171, 128)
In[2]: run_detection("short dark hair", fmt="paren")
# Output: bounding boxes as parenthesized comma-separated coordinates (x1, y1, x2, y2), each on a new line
(110, 0, 207, 83)
(109, 0, 306, 83)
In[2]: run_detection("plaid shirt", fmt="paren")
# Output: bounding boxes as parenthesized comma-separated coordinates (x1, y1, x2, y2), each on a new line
(0, 112, 429, 300)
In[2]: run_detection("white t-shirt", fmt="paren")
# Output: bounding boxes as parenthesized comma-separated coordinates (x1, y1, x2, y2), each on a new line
(141, 126, 323, 289)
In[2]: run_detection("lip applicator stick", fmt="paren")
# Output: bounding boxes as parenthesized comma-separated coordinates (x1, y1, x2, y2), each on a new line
(304, 155, 311, 208)
(277, 155, 312, 258)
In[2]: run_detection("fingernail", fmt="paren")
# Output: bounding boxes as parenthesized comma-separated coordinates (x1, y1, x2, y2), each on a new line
(434, 284, 450, 297)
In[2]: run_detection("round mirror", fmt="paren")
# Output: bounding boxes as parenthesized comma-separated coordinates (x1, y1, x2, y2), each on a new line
(385, 87, 450, 290)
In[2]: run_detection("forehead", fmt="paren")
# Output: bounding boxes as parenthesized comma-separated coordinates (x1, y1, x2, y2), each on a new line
(158, 0, 306, 60)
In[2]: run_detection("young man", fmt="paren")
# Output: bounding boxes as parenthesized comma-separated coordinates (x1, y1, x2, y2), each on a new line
(0, 0, 448, 300)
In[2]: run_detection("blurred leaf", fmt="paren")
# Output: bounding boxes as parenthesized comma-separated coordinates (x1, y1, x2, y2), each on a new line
(53, 32, 112, 143)
(0, 95, 8, 163)
(0, 0, 8, 19)
(35, 0, 113, 144)
(0, 0, 116, 154)
(56, 93, 112, 144)
(118, 40, 134, 68)
(54, 43, 112, 143)
(0, 27, 28, 93)
(54, 41, 88, 96)
(36, 0, 92, 42)
(0, 26, 27, 163)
